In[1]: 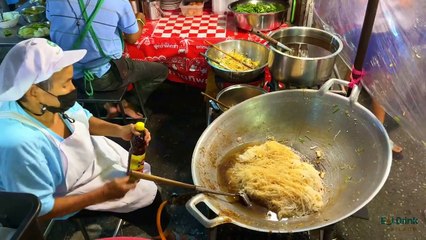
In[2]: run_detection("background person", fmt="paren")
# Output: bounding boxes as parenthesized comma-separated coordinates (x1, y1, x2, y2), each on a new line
(46, 0, 168, 119)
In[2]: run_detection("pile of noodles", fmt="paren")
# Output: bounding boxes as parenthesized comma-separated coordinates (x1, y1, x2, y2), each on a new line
(212, 51, 259, 71)
(226, 141, 324, 218)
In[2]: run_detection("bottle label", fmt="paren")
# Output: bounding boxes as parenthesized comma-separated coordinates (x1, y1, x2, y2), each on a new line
(130, 153, 145, 171)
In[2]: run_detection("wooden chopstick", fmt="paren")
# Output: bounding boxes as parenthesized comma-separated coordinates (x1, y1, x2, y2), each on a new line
(205, 40, 255, 69)
(200, 53, 232, 70)
(251, 29, 293, 52)
(201, 92, 231, 109)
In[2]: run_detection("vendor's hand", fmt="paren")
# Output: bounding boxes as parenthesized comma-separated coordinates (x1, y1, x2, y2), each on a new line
(102, 176, 137, 200)
(119, 124, 151, 145)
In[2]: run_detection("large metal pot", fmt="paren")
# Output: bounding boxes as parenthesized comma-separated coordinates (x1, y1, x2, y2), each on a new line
(228, 0, 289, 31)
(205, 40, 270, 83)
(269, 27, 343, 88)
(187, 79, 392, 232)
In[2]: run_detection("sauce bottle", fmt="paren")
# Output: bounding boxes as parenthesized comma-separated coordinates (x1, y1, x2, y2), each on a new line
(128, 122, 147, 174)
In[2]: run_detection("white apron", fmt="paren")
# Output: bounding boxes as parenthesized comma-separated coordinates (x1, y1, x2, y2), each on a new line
(0, 111, 157, 213)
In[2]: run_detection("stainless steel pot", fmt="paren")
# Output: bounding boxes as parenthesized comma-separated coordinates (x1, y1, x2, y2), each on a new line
(228, 0, 289, 31)
(187, 79, 392, 232)
(269, 27, 343, 88)
(21, 6, 46, 23)
(142, 0, 161, 20)
(216, 84, 267, 112)
(205, 39, 270, 83)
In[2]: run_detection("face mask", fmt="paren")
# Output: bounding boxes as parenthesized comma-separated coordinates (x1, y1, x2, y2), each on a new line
(40, 88, 77, 113)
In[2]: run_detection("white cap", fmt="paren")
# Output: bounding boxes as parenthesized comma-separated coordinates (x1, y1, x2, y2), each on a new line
(0, 38, 87, 102)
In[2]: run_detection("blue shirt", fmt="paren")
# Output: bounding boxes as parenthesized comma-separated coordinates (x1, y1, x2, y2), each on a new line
(0, 101, 92, 216)
(46, 0, 139, 79)
(5, 0, 19, 4)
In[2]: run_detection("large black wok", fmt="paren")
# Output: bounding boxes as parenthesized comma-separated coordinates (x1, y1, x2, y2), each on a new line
(186, 79, 392, 232)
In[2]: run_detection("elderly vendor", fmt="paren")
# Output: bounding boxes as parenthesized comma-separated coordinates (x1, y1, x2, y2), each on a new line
(0, 38, 167, 235)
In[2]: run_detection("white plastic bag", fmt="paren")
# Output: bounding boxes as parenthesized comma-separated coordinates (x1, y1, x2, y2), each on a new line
(314, 0, 426, 144)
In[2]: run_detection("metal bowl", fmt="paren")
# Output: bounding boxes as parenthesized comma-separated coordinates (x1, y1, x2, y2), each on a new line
(205, 39, 270, 83)
(0, 11, 20, 29)
(216, 84, 267, 112)
(228, 0, 289, 31)
(21, 6, 46, 23)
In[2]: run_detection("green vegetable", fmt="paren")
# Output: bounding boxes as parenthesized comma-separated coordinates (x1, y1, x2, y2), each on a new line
(18, 23, 50, 38)
(344, 176, 352, 183)
(234, 2, 284, 13)
(332, 104, 339, 113)
(22, 8, 44, 15)
(355, 147, 364, 154)
(3, 29, 13, 37)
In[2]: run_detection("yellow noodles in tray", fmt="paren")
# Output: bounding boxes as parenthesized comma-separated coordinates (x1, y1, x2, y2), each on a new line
(212, 50, 260, 71)
(226, 141, 324, 219)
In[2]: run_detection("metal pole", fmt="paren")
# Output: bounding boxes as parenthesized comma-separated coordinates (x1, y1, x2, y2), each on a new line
(347, 0, 380, 95)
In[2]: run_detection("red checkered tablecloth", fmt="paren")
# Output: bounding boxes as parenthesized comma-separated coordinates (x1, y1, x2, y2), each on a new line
(152, 14, 227, 39)
(124, 9, 287, 89)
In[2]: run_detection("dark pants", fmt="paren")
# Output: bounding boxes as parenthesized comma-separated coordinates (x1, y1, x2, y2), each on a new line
(74, 58, 168, 108)
(73, 191, 170, 237)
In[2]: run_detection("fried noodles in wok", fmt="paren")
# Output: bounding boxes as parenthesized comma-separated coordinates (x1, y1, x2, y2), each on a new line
(225, 141, 324, 219)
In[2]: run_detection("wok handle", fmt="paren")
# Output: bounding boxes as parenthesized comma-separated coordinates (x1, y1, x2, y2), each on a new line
(318, 78, 361, 104)
(185, 193, 232, 228)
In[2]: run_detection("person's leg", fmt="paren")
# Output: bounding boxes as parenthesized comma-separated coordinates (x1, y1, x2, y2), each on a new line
(371, 99, 403, 154)
(73, 69, 127, 118)
(345, 71, 402, 154)
(371, 98, 386, 123)
(73, 70, 123, 93)
(125, 59, 169, 107)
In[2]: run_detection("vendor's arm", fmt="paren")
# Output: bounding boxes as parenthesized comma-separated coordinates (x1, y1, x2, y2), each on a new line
(124, 12, 145, 44)
(39, 176, 136, 221)
(68, 102, 149, 142)
(118, 1, 145, 44)
(0, 134, 135, 221)
(88, 116, 151, 142)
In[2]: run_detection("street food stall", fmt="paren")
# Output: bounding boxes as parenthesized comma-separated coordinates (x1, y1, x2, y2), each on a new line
(0, 0, 424, 239)
(125, 0, 394, 239)
(124, 2, 289, 88)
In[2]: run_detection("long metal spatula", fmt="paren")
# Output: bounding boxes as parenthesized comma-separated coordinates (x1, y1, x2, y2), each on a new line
(129, 170, 252, 206)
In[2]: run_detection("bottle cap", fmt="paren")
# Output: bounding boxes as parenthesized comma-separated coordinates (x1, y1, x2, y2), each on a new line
(135, 122, 145, 132)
